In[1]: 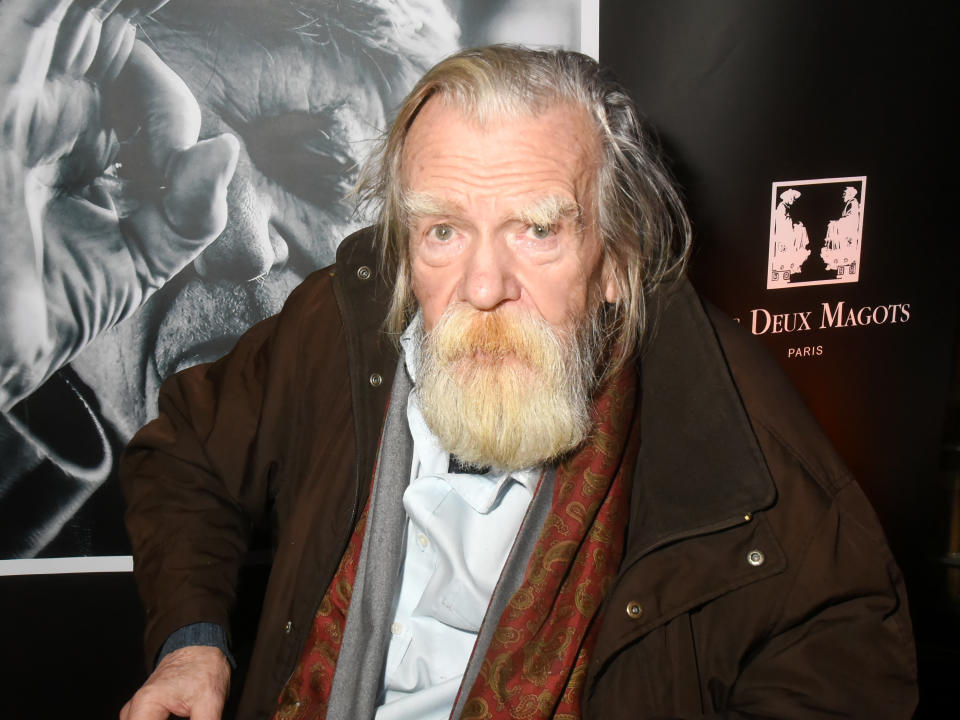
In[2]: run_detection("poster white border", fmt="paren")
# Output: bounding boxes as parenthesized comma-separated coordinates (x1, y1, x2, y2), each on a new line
(0, 555, 133, 576)
(581, 0, 599, 59)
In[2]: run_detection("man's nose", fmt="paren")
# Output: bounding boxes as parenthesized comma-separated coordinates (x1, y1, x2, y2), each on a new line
(460, 236, 521, 311)
(192, 171, 288, 281)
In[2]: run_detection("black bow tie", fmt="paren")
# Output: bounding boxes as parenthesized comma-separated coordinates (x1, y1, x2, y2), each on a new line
(448, 455, 492, 475)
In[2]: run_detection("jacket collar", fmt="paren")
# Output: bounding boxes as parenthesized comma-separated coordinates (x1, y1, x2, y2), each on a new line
(333, 228, 399, 514)
(624, 278, 777, 566)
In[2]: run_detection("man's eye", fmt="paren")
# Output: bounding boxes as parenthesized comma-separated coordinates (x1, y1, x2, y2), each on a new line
(430, 224, 454, 242)
(528, 224, 552, 240)
(240, 110, 357, 204)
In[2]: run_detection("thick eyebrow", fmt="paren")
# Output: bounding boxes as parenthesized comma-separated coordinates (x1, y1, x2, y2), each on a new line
(511, 195, 582, 229)
(400, 190, 583, 230)
(401, 191, 463, 220)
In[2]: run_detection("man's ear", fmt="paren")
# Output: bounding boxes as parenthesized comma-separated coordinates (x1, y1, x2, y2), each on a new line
(601, 257, 620, 304)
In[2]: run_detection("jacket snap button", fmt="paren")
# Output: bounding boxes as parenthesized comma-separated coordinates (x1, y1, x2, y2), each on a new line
(356, 265, 372, 281)
(625, 600, 643, 619)
(747, 549, 765, 567)
(369, 372, 383, 387)
(283, 620, 293, 634)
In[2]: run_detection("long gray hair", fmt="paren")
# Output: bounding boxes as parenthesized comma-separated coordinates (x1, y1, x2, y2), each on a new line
(357, 44, 691, 376)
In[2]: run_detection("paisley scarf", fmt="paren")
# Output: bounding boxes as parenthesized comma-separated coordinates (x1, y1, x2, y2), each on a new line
(274, 363, 639, 719)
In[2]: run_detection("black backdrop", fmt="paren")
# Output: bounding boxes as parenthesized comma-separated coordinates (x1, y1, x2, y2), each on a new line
(601, 1, 958, 715)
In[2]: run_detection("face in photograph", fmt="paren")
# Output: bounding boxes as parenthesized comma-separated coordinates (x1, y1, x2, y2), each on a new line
(69, 0, 459, 438)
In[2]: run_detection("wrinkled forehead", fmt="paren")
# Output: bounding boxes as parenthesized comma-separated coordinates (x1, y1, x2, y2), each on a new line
(400, 95, 604, 191)
(140, 25, 383, 143)
(147, 0, 458, 102)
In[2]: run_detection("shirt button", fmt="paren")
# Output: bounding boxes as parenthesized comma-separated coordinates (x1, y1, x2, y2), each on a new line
(283, 620, 293, 634)
(369, 372, 383, 387)
(416, 533, 429, 549)
(625, 600, 643, 619)
(391, 622, 404, 636)
(356, 265, 372, 281)
(747, 549, 765, 567)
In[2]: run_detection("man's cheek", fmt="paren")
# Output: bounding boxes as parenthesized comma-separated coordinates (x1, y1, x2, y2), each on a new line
(523, 282, 573, 331)
(422, 300, 447, 332)
(412, 271, 450, 329)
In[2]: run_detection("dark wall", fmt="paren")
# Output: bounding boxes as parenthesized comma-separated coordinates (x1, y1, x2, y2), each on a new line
(600, 1, 957, 715)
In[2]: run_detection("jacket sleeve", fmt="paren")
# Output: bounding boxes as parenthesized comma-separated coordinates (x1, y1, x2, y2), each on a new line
(585, 443, 917, 719)
(121, 277, 309, 669)
(697, 301, 918, 718)
(716, 479, 918, 719)
(607, 479, 918, 720)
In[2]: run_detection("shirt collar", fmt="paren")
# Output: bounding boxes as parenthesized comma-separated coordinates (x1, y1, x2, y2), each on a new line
(445, 467, 539, 514)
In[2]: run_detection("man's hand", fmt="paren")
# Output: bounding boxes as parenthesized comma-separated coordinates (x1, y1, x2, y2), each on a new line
(120, 645, 231, 720)
(0, 0, 238, 411)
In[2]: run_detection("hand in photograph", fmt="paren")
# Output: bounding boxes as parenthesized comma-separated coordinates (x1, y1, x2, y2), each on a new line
(0, 0, 238, 412)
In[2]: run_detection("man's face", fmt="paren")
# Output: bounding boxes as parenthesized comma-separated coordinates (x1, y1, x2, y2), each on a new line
(402, 98, 618, 470)
(70, 15, 386, 437)
(403, 98, 617, 335)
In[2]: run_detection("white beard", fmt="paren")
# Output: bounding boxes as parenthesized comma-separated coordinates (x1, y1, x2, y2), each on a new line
(416, 303, 600, 472)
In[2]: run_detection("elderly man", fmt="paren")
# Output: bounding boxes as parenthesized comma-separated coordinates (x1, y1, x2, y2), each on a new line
(121, 46, 917, 720)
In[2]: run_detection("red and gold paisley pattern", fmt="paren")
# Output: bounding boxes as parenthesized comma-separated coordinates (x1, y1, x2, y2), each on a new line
(459, 365, 638, 719)
(273, 501, 370, 720)
(274, 364, 638, 719)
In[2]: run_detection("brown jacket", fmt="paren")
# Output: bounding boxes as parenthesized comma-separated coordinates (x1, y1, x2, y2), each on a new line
(123, 228, 917, 719)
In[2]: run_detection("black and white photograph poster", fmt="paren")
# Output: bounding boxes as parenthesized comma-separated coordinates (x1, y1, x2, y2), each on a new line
(0, 0, 596, 570)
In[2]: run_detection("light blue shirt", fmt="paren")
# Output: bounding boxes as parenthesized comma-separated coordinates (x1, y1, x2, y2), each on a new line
(374, 318, 539, 720)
